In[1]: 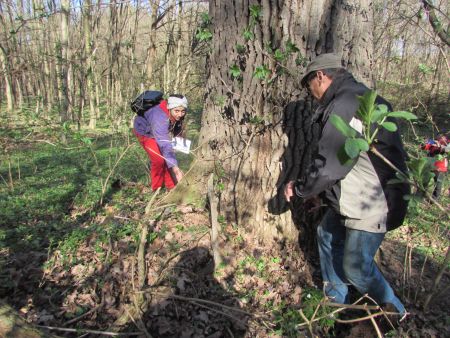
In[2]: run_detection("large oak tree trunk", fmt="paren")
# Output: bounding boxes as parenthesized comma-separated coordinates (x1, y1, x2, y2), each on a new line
(198, 0, 374, 241)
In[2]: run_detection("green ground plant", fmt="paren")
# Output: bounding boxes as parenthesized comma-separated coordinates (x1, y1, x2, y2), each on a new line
(0, 120, 193, 260)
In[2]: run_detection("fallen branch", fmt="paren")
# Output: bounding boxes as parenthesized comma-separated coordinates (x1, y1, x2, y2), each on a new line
(125, 305, 153, 338)
(299, 308, 314, 337)
(334, 311, 400, 324)
(148, 291, 257, 318)
(208, 173, 223, 267)
(63, 301, 103, 326)
(366, 309, 383, 338)
(192, 301, 248, 328)
(325, 302, 380, 311)
(35, 325, 143, 336)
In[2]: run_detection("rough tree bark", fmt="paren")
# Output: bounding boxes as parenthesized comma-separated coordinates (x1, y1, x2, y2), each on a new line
(198, 0, 374, 241)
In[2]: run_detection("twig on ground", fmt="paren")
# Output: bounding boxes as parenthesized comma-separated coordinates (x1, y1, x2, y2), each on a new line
(325, 302, 380, 311)
(125, 305, 153, 338)
(363, 294, 396, 331)
(34, 139, 82, 150)
(366, 308, 383, 338)
(334, 311, 400, 324)
(225, 326, 235, 338)
(192, 301, 248, 328)
(144, 188, 161, 216)
(35, 325, 143, 336)
(64, 301, 104, 326)
(208, 173, 223, 267)
(299, 308, 314, 337)
(146, 291, 257, 318)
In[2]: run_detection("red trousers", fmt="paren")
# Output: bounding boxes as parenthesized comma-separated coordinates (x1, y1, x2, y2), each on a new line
(134, 131, 176, 190)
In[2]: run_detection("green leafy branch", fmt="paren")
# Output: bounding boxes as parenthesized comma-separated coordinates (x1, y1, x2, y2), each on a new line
(330, 90, 415, 160)
(195, 12, 213, 42)
(330, 90, 448, 213)
(242, 5, 262, 41)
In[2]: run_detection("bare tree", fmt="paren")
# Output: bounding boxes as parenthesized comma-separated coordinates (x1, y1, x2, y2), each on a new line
(57, 0, 70, 124)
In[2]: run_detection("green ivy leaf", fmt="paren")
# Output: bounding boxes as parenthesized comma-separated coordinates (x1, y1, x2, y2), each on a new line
(381, 121, 397, 132)
(62, 122, 71, 132)
(236, 44, 246, 54)
(243, 28, 254, 41)
(253, 65, 270, 80)
(417, 8, 424, 20)
(418, 63, 433, 74)
(229, 65, 241, 78)
(200, 12, 212, 25)
(249, 5, 262, 20)
(330, 114, 357, 138)
(274, 49, 285, 61)
(195, 28, 212, 41)
(249, 116, 264, 125)
(285, 40, 299, 54)
(387, 111, 417, 120)
(81, 137, 93, 145)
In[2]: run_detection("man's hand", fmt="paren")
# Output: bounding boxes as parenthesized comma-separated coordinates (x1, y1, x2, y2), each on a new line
(172, 166, 183, 183)
(284, 181, 295, 202)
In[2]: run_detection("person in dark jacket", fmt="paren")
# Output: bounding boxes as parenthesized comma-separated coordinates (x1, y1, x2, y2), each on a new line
(284, 53, 409, 317)
(134, 94, 187, 190)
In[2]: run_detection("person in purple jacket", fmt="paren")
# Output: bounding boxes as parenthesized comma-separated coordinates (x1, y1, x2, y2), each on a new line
(133, 94, 187, 190)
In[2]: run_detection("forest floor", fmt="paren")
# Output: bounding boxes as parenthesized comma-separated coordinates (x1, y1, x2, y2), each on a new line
(1, 123, 449, 337)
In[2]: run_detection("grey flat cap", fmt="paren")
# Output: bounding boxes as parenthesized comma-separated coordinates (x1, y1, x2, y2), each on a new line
(300, 53, 344, 87)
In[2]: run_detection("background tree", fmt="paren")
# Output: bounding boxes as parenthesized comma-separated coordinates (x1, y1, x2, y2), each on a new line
(373, 0, 449, 134)
(0, 0, 206, 127)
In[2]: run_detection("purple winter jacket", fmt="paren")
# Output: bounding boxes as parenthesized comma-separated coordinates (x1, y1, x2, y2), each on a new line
(133, 101, 179, 168)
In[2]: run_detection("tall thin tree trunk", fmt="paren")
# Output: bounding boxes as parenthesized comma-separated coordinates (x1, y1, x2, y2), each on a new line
(0, 45, 14, 112)
(174, 1, 183, 93)
(58, 0, 70, 124)
(84, 0, 97, 129)
(143, 0, 161, 88)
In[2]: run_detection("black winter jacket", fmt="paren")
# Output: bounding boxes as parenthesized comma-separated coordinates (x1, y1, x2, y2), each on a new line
(295, 72, 409, 232)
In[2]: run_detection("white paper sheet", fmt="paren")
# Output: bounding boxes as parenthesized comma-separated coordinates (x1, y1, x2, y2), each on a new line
(172, 137, 191, 154)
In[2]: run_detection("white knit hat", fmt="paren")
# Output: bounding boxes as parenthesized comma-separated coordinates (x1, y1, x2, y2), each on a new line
(167, 96, 188, 110)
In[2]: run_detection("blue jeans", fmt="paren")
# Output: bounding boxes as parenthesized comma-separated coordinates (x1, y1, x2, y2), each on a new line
(317, 209, 405, 314)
